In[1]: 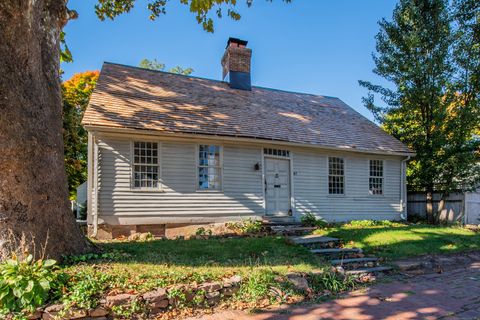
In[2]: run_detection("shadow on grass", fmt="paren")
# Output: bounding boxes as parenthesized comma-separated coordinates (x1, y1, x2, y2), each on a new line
(95, 236, 324, 269)
(319, 225, 480, 260)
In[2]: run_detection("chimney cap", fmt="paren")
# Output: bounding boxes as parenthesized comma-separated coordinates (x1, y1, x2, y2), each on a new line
(227, 37, 248, 48)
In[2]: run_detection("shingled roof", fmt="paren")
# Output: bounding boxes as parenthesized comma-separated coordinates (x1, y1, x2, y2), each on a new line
(82, 62, 412, 155)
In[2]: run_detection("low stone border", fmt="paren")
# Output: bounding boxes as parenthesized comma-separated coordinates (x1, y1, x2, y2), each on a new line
(26, 276, 242, 320)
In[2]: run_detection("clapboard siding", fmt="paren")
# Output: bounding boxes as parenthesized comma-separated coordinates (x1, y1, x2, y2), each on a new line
(97, 137, 264, 223)
(292, 149, 403, 222)
(94, 134, 405, 224)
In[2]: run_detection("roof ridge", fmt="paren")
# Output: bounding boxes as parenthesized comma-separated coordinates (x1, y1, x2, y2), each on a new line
(84, 62, 413, 155)
(103, 61, 340, 100)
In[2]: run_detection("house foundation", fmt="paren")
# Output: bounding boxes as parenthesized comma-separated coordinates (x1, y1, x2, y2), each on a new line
(88, 222, 233, 240)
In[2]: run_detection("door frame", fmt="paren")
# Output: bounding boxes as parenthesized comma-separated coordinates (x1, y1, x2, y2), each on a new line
(261, 149, 294, 217)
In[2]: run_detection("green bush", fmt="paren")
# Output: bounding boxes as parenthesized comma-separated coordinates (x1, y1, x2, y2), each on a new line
(0, 255, 59, 315)
(300, 212, 327, 228)
(308, 271, 356, 294)
(344, 220, 397, 228)
(195, 227, 212, 236)
(227, 218, 263, 234)
(237, 269, 294, 303)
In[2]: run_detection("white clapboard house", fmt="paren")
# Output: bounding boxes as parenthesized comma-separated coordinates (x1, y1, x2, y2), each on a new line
(82, 38, 413, 238)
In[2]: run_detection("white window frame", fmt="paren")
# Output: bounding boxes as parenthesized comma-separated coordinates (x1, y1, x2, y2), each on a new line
(263, 148, 290, 158)
(328, 156, 345, 195)
(369, 159, 384, 196)
(131, 140, 161, 190)
(196, 144, 223, 192)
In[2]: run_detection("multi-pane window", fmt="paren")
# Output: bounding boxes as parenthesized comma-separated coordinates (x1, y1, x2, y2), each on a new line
(328, 157, 345, 194)
(369, 160, 384, 195)
(133, 141, 159, 188)
(198, 145, 222, 190)
(264, 148, 290, 157)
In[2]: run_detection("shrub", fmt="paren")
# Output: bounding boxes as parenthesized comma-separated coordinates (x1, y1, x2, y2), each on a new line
(300, 212, 328, 228)
(237, 269, 293, 303)
(195, 227, 212, 236)
(227, 218, 263, 234)
(0, 255, 60, 315)
(344, 220, 397, 228)
(308, 271, 356, 294)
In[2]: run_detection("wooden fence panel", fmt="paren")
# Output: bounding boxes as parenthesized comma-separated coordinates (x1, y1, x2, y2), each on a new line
(465, 192, 480, 224)
(407, 192, 464, 222)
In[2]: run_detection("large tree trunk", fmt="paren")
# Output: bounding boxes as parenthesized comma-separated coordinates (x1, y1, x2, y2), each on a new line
(436, 191, 449, 224)
(426, 188, 435, 224)
(0, 0, 91, 259)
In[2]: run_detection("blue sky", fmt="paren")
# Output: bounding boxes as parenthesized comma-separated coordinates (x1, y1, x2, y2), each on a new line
(63, 0, 398, 120)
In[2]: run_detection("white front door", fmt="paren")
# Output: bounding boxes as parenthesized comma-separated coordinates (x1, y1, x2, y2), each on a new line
(265, 158, 291, 216)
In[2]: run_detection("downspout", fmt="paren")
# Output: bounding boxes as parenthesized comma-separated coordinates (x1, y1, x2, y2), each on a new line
(400, 156, 411, 220)
(92, 137, 99, 238)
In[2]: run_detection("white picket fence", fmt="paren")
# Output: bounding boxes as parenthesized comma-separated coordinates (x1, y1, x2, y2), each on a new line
(407, 191, 480, 224)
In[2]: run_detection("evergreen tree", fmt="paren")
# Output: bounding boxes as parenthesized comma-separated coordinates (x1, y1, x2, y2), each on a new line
(360, 0, 479, 223)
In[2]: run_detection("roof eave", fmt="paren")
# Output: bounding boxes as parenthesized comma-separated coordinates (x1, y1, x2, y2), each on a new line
(83, 124, 416, 157)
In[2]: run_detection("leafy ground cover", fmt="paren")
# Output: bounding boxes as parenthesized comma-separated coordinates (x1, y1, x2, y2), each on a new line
(8, 220, 478, 318)
(3, 236, 343, 318)
(314, 221, 480, 260)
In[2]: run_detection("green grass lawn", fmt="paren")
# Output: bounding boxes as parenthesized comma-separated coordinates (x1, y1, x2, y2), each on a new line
(64, 236, 326, 293)
(314, 222, 480, 260)
(55, 223, 480, 312)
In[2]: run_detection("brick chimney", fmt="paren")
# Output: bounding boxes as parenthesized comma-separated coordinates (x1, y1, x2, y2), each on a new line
(221, 37, 252, 91)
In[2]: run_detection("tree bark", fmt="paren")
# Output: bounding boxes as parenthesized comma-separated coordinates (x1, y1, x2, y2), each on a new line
(436, 191, 449, 224)
(0, 0, 91, 259)
(426, 188, 435, 224)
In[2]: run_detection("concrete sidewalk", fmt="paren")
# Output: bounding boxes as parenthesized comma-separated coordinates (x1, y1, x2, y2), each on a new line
(185, 261, 480, 320)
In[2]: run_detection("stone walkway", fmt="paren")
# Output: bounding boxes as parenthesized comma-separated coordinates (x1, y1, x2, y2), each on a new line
(289, 234, 391, 275)
(184, 261, 480, 320)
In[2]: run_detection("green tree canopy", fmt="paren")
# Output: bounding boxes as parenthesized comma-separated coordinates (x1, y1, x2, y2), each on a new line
(95, 0, 291, 33)
(360, 0, 480, 222)
(138, 58, 194, 75)
(62, 71, 99, 199)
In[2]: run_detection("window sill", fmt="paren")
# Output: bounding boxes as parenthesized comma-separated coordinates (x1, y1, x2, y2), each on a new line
(196, 189, 223, 193)
(130, 188, 165, 193)
(326, 194, 346, 198)
(368, 194, 385, 197)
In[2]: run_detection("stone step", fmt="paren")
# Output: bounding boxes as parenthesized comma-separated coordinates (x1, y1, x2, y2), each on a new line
(271, 226, 317, 236)
(345, 266, 392, 275)
(271, 226, 316, 232)
(330, 257, 378, 265)
(310, 248, 362, 255)
(289, 235, 340, 245)
(262, 217, 299, 225)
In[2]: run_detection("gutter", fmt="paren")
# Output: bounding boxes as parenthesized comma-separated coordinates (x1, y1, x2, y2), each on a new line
(83, 125, 416, 158)
(92, 136, 99, 238)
